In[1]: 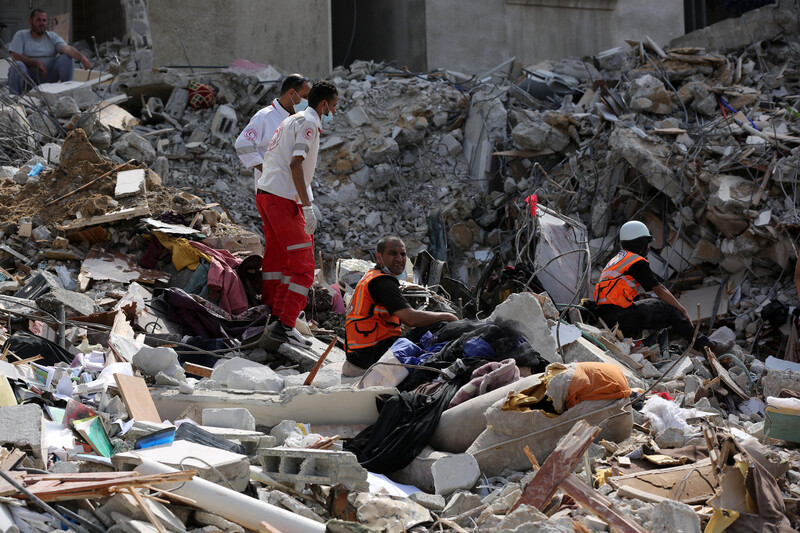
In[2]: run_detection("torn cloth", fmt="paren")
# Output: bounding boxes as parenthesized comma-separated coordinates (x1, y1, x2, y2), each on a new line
(157, 287, 268, 342)
(152, 231, 211, 271)
(189, 241, 247, 314)
(345, 375, 469, 474)
(448, 358, 520, 408)
(565, 362, 631, 411)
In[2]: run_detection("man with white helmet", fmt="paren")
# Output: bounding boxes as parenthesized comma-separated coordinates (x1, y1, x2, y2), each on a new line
(593, 221, 733, 356)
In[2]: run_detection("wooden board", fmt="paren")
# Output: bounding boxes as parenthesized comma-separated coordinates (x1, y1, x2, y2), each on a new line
(184, 363, 213, 378)
(114, 374, 161, 423)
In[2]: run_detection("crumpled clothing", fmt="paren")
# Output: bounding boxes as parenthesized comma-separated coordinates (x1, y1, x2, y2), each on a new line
(158, 287, 268, 342)
(504, 363, 568, 412)
(153, 231, 211, 271)
(189, 241, 247, 315)
(449, 358, 520, 408)
(390, 337, 447, 366)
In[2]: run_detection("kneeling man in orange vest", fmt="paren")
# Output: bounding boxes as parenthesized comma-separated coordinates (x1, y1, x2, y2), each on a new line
(594, 221, 732, 356)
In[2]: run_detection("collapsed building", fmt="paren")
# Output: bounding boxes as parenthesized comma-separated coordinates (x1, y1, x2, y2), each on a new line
(0, 1, 799, 532)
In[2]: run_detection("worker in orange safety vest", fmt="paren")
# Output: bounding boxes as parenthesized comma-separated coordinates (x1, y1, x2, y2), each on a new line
(343, 236, 458, 377)
(593, 221, 732, 356)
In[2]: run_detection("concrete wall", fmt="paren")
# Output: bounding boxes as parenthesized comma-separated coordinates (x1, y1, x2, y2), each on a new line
(147, 0, 332, 77)
(424, 0, 684, 73)
(425, 0, 509, 74)
(505, 0, 684, 68)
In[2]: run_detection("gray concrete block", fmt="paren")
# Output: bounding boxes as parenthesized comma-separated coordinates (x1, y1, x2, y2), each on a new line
(0, 404, 45, 469)
(409, 492, 446, 511)
(431, 453, 480, 495)
(258, 447, 368, 491)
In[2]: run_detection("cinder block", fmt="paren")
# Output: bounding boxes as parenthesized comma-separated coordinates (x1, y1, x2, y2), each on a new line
(209, 105, 237, 147)
(258, 447, 368, 491)
(0, 404, 46, 469)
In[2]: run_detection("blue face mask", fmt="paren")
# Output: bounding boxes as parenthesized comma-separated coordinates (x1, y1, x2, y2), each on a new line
(321, 102, 334, 125)
(294, 98, 308, 113)
(381, 266, 406, 281)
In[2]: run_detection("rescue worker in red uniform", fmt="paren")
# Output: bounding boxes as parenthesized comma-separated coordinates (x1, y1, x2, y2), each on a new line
(258, 81, 338, 348)
(594, 221, 732, 355)
(343, 236, 458, 377)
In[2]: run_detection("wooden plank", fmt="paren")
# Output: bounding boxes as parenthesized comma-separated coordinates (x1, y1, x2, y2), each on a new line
(511, 420, 600, 512)
(11, 355, 42, 365)
(126, 487, 167, 533)
(23, 471, 195, 501)
(57, 205, 151, 231)
(0, 449, 26, 471)
(558, 474, 650, 533)
(184, 363, 213, 378)
(304, 336, 337, 386)
(114, 374, 162, 423)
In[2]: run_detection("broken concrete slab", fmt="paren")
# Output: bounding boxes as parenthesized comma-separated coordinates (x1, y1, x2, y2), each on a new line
(490, 292, 561, 364)
(151, 386, 395, 428)
(115, 440, 251, 492)
(202, 408, 256, 431)
(609, 126, 682, 202)
(96, 491, 186, 532)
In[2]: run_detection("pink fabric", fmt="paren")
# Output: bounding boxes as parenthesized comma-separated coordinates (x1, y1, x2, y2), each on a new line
(448, 358, 520, 409)
(189, 241, 248, 315)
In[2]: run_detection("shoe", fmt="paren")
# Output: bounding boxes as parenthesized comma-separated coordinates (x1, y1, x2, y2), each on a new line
(260, 320, 289, 351)
(285, 325, 313, 348)
(707, 339, 735, 357)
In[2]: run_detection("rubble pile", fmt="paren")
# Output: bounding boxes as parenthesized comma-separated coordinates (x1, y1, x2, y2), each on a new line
(0, 1, 799, 532)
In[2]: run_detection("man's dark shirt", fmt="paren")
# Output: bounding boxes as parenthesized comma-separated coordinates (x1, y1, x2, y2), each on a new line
(367, 267, 411, 314)
(626, 260, 658, 292)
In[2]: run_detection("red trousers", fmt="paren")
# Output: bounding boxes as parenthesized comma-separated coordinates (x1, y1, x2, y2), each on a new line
(256, 192, 315, 328)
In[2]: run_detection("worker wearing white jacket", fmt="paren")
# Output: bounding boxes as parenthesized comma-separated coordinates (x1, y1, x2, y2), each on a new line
(235, 74, 311, 192)
(258, 80, 338, 349)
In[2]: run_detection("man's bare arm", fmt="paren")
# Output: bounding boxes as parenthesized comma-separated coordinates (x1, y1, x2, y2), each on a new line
(394, 307, 457, 328)
(58, 44, 90, 69)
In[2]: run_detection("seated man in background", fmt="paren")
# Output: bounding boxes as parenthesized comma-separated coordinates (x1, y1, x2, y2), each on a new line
(8, 9, 91, 95)
(344, 236, 458, 377)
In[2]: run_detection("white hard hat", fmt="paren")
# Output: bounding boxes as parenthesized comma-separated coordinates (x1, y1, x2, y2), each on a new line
(620, 221, 652, 241)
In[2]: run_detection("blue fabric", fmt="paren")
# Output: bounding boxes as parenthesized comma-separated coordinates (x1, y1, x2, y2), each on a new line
(390, 337, 447, 366)
(183, 260, 210, 299)
(463, 337, 495, 359)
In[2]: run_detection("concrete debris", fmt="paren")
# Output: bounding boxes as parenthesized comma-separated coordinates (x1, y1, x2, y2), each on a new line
(0, 1, 799, 532)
